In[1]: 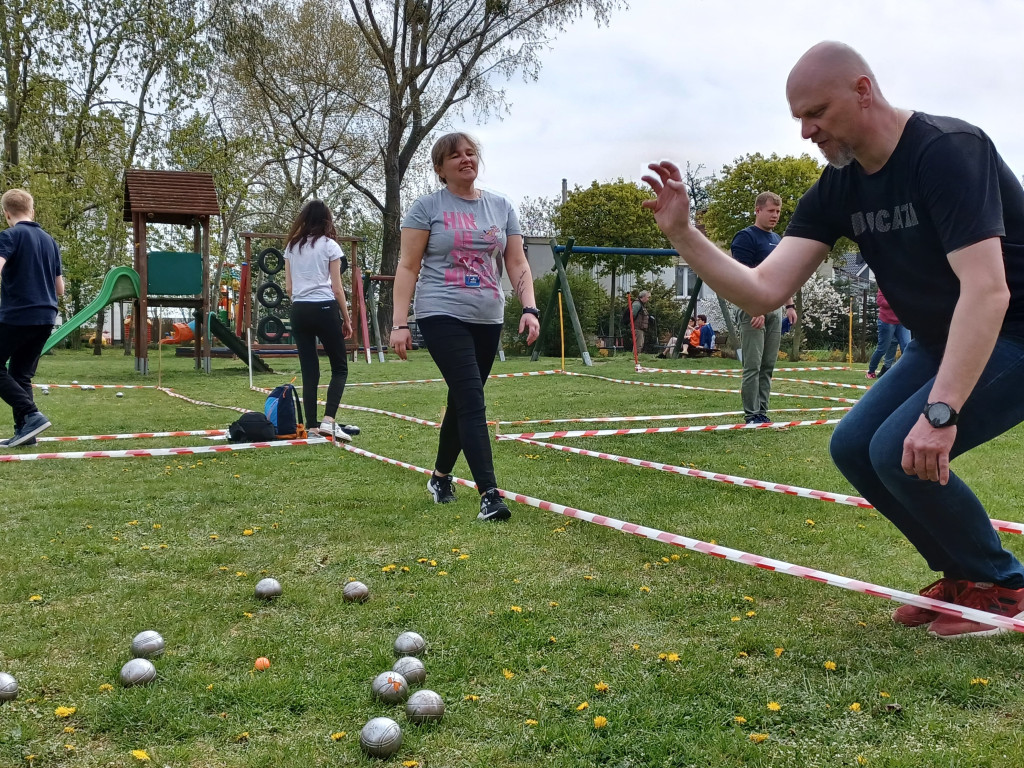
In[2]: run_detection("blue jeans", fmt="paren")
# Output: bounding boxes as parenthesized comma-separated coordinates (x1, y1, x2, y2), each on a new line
(868, 320, 911, 374)
(830, 336, 1024, 587)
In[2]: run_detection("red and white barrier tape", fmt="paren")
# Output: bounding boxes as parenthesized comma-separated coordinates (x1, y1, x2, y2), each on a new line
(497, 419, 841, 441)
(505, 435, 1024, 537)
(496, 407, 852, 426)
(637, 365, 851, 374)
(0, 437, 328, 462)
(310, 369, 562, 388)
(33, 383, 158, 389)
(561, 371, 860, 404)
(340, 442, 1024, 633)
(159, 388, 250, 413)
(39, 429, 227, 443)
(250, 386, 440, 427)
(771, 376, 871, 391)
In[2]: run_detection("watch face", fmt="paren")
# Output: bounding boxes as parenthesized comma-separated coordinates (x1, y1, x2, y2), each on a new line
(926, 403, 952, 426)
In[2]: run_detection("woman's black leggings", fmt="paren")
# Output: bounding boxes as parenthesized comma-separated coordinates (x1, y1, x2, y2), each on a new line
(416, 315, 502, 493)
(289, 300, 348, 428)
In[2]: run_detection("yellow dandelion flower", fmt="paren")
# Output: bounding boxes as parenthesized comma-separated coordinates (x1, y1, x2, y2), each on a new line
(667, 653, 680, 663)
(879, 691, 890, 697)
(670, 554, 680, 561)
(207, 684, 214, 691)
(131, 749, 151, 761)
(971, 677, 990, 686)
(401, 566, 410, 572)
(743, 595, 755, 602)
(54, 706, 77, 718)
(438, 570, 448, 575)
(510, 605, 523, 613)
(737, 651, 748, 658)
(417, 558, 428, 563)
(403, 761, 420, 768)
(235, 571, 247, 577)
(746, 611, 756, 618)
(525, 719, 538, 726)
(429, 560, 438, 567)
(25, 756, 36, 762)
(549, 601, 559, 607)
(549, 636, 557, 643)
(219, 566, 229, 571)
(594, 681, 609, 693)
(330, 732, 346, 741)
(152, 523, 161, 529)
(243, 612, 253, 618)
(640, 586, 651, 594)
(235, 732, 249, 742)
(243, 529, 254, 536)
(749, 733, 769, 743)
(857, 757, 868, 766)
(576, 701, 589, 711)
(584, 575, 594, 581)
(661, 557, 670, 563)
(209, 534, 219, 540)
(731, 616, 741, 622)
(63, 727, 75, 734)
(99, 683, 113, 692)
(850, 702, 862, 712)
(464, 694, 480, 701)
(64, 745, 75, 751)
(159, 544, 168, 549)
(774, 647, 784, 658)
(631, 644, 640, 650)
(128, 520, 139, 526)
(824, 661, 837, 671)
(767, 701, 781, 712)
(502, 669, 515, 679)
(458, 553, 469, 560)
(29, 595, 42, 602)
(857, 621, 867, 627)
(593, 716, 608, 729)
(734, 715, 747, 724)
(658, 653, 668, 660)
(806, 519, 815, 526)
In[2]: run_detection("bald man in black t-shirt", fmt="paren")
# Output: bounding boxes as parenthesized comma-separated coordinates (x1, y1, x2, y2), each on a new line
(644, 41, 1024, 639)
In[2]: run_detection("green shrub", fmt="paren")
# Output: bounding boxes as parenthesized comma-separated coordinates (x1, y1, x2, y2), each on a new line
(503, 271, 608, 356)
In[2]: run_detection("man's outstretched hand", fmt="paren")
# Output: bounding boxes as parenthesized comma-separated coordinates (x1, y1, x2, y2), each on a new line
(641, 161, 692, 240)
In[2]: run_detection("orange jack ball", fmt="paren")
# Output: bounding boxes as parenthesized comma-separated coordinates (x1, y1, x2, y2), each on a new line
(254, 657, 271, 671)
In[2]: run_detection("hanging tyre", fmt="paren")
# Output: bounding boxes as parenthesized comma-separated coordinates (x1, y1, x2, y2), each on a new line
(257, 247, 284, 275)
(339, 255, 348, 274)
(257, 281, 284, 308)
(257, 314, 286, 343)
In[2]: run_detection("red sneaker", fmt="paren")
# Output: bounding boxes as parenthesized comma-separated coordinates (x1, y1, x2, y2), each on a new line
(928, 582, 1024, 639)
(892, 578, 969, 628)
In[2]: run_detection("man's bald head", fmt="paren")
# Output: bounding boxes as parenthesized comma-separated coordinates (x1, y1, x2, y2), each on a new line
(787, 41, 880, 102)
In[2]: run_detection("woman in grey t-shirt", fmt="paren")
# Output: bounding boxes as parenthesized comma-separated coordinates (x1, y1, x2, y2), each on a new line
(390, 132, 540, 521)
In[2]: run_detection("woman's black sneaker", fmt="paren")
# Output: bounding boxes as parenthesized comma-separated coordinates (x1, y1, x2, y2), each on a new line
(478, 488, 511, 521)
(427, 473, 457, 504)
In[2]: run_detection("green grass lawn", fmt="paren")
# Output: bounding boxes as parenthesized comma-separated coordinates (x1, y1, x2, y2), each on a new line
(2, 347, 1024, 767)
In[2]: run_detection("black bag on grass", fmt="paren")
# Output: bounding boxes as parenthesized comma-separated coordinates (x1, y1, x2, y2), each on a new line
(228, 412, 277, 443)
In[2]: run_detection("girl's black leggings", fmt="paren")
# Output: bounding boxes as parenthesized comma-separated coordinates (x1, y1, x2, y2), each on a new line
(289, 300, 348, 428)
(416, 315, 502, 493)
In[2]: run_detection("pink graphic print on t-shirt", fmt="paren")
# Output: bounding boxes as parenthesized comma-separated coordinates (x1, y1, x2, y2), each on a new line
(442, 210, 503, 298)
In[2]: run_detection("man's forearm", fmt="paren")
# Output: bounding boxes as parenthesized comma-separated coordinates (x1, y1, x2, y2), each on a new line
(928, 287, 1008, 411)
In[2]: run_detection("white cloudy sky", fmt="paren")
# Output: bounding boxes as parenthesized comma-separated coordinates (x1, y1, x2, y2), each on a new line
(462, 0, 1024, 205)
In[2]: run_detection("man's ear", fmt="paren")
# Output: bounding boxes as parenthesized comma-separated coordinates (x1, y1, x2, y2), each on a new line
(854, 75, 873, 108)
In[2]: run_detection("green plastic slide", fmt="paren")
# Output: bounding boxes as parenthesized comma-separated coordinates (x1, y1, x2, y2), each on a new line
(42, 266, 141, 354)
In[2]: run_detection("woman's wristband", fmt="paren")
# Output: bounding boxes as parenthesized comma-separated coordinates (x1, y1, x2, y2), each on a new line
(521, 306, 540, 318)
(785, 304, 796, 310)
(392, 324, 409, 331)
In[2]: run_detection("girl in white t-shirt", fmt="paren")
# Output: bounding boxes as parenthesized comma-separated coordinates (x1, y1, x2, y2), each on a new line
(284, 200, 355, 441)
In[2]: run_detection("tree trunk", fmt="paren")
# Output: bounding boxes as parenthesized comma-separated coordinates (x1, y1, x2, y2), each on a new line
(93, 309, 105, 355)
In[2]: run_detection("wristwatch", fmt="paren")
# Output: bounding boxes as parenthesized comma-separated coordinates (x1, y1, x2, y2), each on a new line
(521, 307, 540, 318)
(923, 402, 958, 428)
(391, 324, 409, 331)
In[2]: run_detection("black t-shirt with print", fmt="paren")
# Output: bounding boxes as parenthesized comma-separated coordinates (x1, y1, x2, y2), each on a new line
(786, 112, 1024, 346)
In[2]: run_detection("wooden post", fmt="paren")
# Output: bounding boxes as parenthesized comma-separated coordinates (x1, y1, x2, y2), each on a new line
(134, 212, 149, 374)
(200, 216, 212, 373)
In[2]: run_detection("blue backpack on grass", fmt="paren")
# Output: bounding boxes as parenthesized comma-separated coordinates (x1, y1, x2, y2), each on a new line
(264, 383, 306, 439)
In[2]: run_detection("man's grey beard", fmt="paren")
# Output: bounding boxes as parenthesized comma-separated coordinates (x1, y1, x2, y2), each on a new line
(821, 141, 856, 169)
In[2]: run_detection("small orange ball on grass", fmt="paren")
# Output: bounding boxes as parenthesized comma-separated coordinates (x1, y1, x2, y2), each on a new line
(254, 657, 271, 671)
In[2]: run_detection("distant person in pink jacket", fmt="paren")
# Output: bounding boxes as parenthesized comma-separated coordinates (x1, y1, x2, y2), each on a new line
(866, 289, 911, 379)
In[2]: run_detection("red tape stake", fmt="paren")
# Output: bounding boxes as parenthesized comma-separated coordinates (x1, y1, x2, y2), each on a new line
(339, 442, 1024, 633)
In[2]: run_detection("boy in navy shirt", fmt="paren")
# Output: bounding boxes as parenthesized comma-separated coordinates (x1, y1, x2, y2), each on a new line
(0, 189, 63, 446)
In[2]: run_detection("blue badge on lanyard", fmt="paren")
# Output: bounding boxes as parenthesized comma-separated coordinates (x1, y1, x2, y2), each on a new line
(465, 273, 480, 287)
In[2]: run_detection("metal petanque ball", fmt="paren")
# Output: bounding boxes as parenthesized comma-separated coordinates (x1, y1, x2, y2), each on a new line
(255, 577, 282, 600)
(359, 716, 402, 759)
(392, 655, 426, 685)
(342, 580, 369, 603)
(42, 387, 50, 395)
(116, 391, 124, 398)
(119, 658, 157, 687)
(393, 631, 426, 657)
(405, 689, 445, 723)
(131, 630, 165, 659)
(371, 670, 409, 703)
(0, 672, 18, 702)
